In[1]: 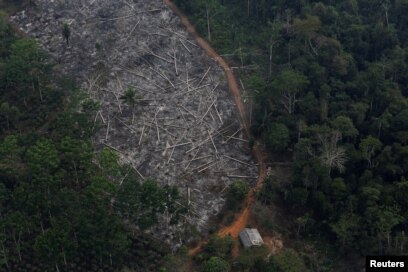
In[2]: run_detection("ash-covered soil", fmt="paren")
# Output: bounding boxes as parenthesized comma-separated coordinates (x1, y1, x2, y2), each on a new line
(10, 0, 257, 244)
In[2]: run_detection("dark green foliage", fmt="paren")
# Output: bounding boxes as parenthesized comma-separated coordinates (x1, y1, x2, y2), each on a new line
(287, 187, 309, 206)
(62, 23, 70, 45)
(235, 246, 268, 270)
(6, 39, 50, 90)
(0, 19, 183, 271)
(115, 178, 185, 230)
(120, 87, 141, 123)
(251, 248, 308, 272)
(226, 180, 249, 210)
(0, 134, 132, 270)
(120, 87, 139, 108)
(258, 176, 276, 205)
(267, 248, 307, 272)
(264, 123, 289, 152)
(197, 236, 234, 263)
(228, 180, 249, 201)
(0, 12, 16, 57)
(331, 116, 358, 139)
(201, 256, 229, 272)
(0, 35, 62, 132)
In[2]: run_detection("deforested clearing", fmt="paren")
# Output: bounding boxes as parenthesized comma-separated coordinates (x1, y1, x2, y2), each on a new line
(10, 0, 257, 243)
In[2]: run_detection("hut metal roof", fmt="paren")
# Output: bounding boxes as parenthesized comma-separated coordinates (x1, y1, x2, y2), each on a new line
(239, 228, 264, 248)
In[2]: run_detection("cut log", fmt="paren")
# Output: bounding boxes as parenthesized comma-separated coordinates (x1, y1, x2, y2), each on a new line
(222, 155, 253, 167)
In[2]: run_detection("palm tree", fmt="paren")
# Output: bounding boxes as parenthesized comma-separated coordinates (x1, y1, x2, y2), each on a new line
(62, 23, 70, 46)
(120, 88, 139, 123)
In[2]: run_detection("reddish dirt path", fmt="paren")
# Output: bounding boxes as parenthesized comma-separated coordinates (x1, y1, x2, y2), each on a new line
(164, 0, 267, 255)
(217, 141, 266, 238)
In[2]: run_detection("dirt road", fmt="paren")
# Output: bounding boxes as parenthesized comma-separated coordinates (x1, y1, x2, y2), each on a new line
(164, 0, 267, 251)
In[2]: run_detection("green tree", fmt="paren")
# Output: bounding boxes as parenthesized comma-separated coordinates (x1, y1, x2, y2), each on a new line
(59, 137, 92, 185)
(292, 15, 321, 55)
(350, 102, 369, 126)
(330, 213, 360, 247)
(228, 180, 249, 201)
(0, 11, 15, 57)
(34, 224, 77, 270)
(26, 139, 59, 178)
(120, 88, 139, 123)
(271, 69, 309, 115)
(332, 116, 358, 139)
(377, 206, 403, 252)
(3, 211, 30, 262)
(194, 0, 223, 42)
(62, 23, 70, 46)
(81, 99, 100, 114)
(264, 123, 289, 151)
(0, 102, 19, 131)
(359, 136, 382, 168)
(296, 213, 313, 238)
(258, 176, 276, 204)
(319, 84, 330, 121)
(391, 108, 408, 131)
(97, 148, 124, 182)
(0, 228, 9, 269)
(6, 39, 50, 103)
(203, 236, 234, 260)
(331, 177, 347, 201)
(115, 178, 183, 230)
(74, 201, 130, 263)
(0, 135, 21, 161)
(202, 256, 229, 272)
(269, 248, 307, 272)
(227, 180, 249, 210)
(395, 179, 408, 211)
(236, 246, 268, 270)
(287, 187, 309, 206)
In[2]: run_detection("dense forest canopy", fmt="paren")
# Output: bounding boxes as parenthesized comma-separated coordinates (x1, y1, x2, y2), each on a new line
(175, 0, 408, 268)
